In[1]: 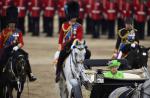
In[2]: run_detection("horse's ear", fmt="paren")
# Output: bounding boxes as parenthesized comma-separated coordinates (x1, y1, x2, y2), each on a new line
(75, 40, 79, 46)
(82, 40, 86, 45)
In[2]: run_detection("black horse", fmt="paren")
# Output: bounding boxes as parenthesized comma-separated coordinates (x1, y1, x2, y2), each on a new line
(1, 49, 27, 98)
(125, 45, 150, 69)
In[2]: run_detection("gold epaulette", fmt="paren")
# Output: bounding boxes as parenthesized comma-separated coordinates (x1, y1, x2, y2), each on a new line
(118, 28, 129, 39)
(62, 23, 71, 33)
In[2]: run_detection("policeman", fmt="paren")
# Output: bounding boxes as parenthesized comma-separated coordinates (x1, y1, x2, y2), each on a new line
(90, 0, 102, 38)
(55, 1, 91, 83)
(106, 0, 117, 39)
(42, 0, 55, 37)
(30, 0, 41, 36)
(103, 60, 124, 79)
(0, 6, 36, 81)
(113, 18, 139, 59)
(147, 0, 150, 36)
(57, 0, 68, 33)
(14, 0, 28, 35)
(133, 0, 147, 40)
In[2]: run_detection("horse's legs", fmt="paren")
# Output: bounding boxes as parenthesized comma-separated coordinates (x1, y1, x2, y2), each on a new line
(59, 74, 68, 98)
(6, 86, 13, 98)
(17, 82, 24, 98)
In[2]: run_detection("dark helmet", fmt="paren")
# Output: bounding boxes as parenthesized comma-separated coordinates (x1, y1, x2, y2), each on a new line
(6, 5, 18, 24)
(125, 17, 133, 25)
(64, 1, 79, 20)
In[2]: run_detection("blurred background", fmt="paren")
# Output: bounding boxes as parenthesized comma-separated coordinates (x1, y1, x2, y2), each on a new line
(0, 0, 150, 98)
(0, 0, 150, 40)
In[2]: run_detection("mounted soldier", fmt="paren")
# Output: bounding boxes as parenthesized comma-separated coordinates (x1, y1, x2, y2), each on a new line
(0, 6, 36, 81)
(55, 1, 91, 83)
(113, 17, 139, 59)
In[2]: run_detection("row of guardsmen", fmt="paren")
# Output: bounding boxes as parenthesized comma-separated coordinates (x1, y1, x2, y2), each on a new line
(0, 0, 150, 39)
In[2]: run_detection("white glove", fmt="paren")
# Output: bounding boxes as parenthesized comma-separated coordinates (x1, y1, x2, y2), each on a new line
(54, 51, 60, 60)
(13, 46, 19, 51)
(131, 43, 136, 48)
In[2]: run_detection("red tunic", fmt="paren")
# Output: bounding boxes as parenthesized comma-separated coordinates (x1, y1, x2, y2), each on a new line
(122, 1, 133, 19)
(57, 0, 68, 18)
(106, 1, 117, 21)
(0, 28, 24, 48)
(147, 1, 150, 16)
(85, 0, 92, 16)
(90, 0, 102, 20)
(78, 0, 85, 19)
(59, 22, 83, 50)
(117, 0, 124, 19)
(1, 0, 13, 17)
(42, 0, 55, 17)
(14, 0, 28, 17)
(30, 0, 41, 17)
(0, 0, 2, 15)
(134, 2, 146, 22)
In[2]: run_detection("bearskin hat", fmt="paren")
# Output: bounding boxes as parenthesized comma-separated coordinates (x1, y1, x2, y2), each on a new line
(6, 5, 18, 24)
(64, 1, 79, 20)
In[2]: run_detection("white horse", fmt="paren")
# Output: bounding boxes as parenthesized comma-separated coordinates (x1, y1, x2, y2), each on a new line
(109, 78, 150, 98)
(58, 40, 88, 98)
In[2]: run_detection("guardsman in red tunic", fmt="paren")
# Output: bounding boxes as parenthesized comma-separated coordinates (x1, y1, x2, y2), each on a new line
(30, 0, 41, 36)
(101, 0, 108, 35)
(14, 0, 28, 35)
(57, 0, 68, 33)
(133, 0, 147, 40)
(55, 1, 91, 83)
(78, 0, 85, 24)
(27, 0, 33, 33)
(90, 0, 102, 38)
(147, 0, 150, 36)
(85, 0, 92, 34)
(0, 6, 36, 81)
(42, 0, 55, 37)
(106, 0, 117, 39)
(117, 0, 124, 30)
(0, 0, 2, 31)
(122, 0, 133, 20)
(1, 0, 13, 30)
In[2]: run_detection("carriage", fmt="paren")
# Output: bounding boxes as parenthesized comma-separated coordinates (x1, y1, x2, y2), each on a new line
(83, 59, 150, 98)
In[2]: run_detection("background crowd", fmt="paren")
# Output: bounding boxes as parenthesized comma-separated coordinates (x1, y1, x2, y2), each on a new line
(0, 0, 150, 40)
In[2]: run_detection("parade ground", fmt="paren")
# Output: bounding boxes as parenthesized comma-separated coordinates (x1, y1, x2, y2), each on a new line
(16, 35, 150, 98)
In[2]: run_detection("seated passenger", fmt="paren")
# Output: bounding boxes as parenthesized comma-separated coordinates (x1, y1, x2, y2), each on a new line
(103, 60, 124, 79)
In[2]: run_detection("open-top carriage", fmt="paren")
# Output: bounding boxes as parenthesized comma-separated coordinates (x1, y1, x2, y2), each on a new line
(83, 59, 150, 98)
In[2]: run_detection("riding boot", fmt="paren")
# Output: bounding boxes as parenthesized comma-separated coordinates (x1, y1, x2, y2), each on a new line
(26, 59, 37, 82)
(55, 49, 70, 83)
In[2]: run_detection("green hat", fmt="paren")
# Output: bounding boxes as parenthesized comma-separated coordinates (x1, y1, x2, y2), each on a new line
(108, 60, 121, 68)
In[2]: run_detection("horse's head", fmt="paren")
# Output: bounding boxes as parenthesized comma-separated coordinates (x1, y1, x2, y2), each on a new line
(6, 51, 26, 82)
(71, 39, 87, 64)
